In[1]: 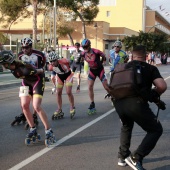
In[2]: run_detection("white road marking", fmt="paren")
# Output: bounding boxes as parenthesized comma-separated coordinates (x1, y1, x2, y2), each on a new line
(8, 109, 115, 170)
(164, 75, 170, 80)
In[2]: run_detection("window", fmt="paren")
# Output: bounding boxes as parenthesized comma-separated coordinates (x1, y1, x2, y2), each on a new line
(99, 0, 116, 6)
(105, 44, 109, 49)
(106, 11, 110, 17)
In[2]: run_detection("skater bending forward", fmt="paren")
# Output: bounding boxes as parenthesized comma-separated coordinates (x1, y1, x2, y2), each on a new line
(81, 39, 110, 115)
(48, 51, 76, 119)
(0, 48, 56, 147)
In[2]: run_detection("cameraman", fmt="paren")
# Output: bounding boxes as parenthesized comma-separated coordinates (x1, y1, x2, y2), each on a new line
(113, 45, 167, 170)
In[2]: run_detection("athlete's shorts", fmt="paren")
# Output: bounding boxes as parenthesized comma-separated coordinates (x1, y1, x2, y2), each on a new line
(51, 71, 56, 76)
(71, 62, 82, 73)
(88, 67, 107, 82)
(21, 74, 45, 98)
(56, 71, 74, 88)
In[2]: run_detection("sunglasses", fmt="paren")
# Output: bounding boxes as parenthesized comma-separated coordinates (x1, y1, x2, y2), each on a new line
(114, 46, 120, 48)
(50, 59, 57, 63)
(22, 46, 30, 50)
(82, 46, 89, 49)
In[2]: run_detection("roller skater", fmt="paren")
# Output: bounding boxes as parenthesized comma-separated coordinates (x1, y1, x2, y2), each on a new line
(0, 39, 56, 147)
(11, 113, 26, 126)
(70, 107, 76, 119)
(25, 127, 41, 145)
(88, 102, 96, 115)
(52, 110, 64, 120)
(45, 129, 56, 147)
(70, 42, 83, 93)
(48, 51, 76, 119)
(81, 39, 111, 114)
(104, 41, 128, 107)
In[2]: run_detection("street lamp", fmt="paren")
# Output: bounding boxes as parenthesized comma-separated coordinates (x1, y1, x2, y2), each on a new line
(147, 23, 162, 33)
(53, 0, 57, 51)
(94, 23, 98, 48)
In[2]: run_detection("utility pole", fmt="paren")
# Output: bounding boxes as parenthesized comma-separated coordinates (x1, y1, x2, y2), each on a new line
(53, 0, 56, 51)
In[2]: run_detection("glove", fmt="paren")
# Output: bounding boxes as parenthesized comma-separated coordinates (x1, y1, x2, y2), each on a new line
(11, 61, 37, 78)
(155, 100, 166, 110)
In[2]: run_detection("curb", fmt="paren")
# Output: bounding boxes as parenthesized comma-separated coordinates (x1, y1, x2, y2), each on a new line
(0, 82, 21, 89)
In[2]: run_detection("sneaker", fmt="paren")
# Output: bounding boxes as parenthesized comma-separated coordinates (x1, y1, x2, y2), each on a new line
(125, 156, 145, 170)
(118, 158, 126, 166)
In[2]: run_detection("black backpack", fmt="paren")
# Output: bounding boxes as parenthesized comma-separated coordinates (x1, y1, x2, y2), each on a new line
(109, 62, 142, 99)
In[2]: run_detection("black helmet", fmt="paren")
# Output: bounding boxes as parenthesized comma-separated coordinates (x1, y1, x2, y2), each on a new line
(75, 42, 80, 47)
(0, 50, 15, 64)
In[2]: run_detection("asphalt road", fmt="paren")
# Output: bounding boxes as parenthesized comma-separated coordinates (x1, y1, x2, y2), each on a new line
(0, 65, 170, 170)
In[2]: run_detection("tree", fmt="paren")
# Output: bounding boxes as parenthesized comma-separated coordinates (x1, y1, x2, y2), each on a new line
(48, 0, 99, 39)
(123, 31, 169, 53)
(43, 9, 74, 46)
(0, 0, 47, 46)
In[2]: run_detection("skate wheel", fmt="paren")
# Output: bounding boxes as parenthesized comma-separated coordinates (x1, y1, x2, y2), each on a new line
(37, 134, 41, 141)
(87, 110, 92, 115)
(11, 120, 16, 126)
(24, 124, 29, 130)
(32, 136, 36, 143)
(45, 139, 50, 147)
(25, 138, 31, 145)
(70, 113, 75, 119)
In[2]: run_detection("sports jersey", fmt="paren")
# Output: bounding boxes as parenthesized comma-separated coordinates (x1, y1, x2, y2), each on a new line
(71, 50, 82, 64)
(18, 49, 46, 69)
(81, 48, 106, 69)
(16, 49, 45, 81)
(110, 50, 127, 71)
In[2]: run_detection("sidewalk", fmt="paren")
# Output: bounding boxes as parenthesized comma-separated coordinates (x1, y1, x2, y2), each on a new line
(0, 66, 111, 89)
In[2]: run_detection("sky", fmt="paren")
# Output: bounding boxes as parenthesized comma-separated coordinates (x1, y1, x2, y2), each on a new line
(146, 0, 170, 23)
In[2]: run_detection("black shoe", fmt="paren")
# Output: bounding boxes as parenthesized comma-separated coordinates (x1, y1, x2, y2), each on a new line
(118, 158, 126, 166)
(125, 156, 145, 170)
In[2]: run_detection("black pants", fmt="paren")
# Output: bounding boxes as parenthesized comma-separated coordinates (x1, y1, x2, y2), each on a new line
(113, 97, 163, 162)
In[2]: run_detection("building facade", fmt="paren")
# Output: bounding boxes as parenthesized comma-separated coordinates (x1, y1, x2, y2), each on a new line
(0, 0, 170, 57)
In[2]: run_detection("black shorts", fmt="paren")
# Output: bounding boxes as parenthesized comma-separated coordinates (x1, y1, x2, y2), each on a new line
(21, 74, 45, 97)
(71, 62, 82, 73)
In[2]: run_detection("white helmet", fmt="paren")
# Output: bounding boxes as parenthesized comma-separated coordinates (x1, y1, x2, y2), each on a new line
(21, 37, 33, 47)
(112, 40, 122, 48)
(0, 50, 15, 64)
(48, 51, 59, 62)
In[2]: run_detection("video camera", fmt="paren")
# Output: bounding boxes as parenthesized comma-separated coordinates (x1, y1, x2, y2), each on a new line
(149, 89, 166, 110)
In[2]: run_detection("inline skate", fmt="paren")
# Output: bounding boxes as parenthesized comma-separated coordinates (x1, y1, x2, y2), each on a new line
(45, 129, 56, 147)
(24, 113, 39, 130)
(87, 102, 96, 115)
(51, 86, 56, 94)
(70, 107, 76, 119)
(25, 127, 41, 145)
(52, 110, 64, 120)
(11, 113, 26, 126)
(76, 85, 80, 93)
